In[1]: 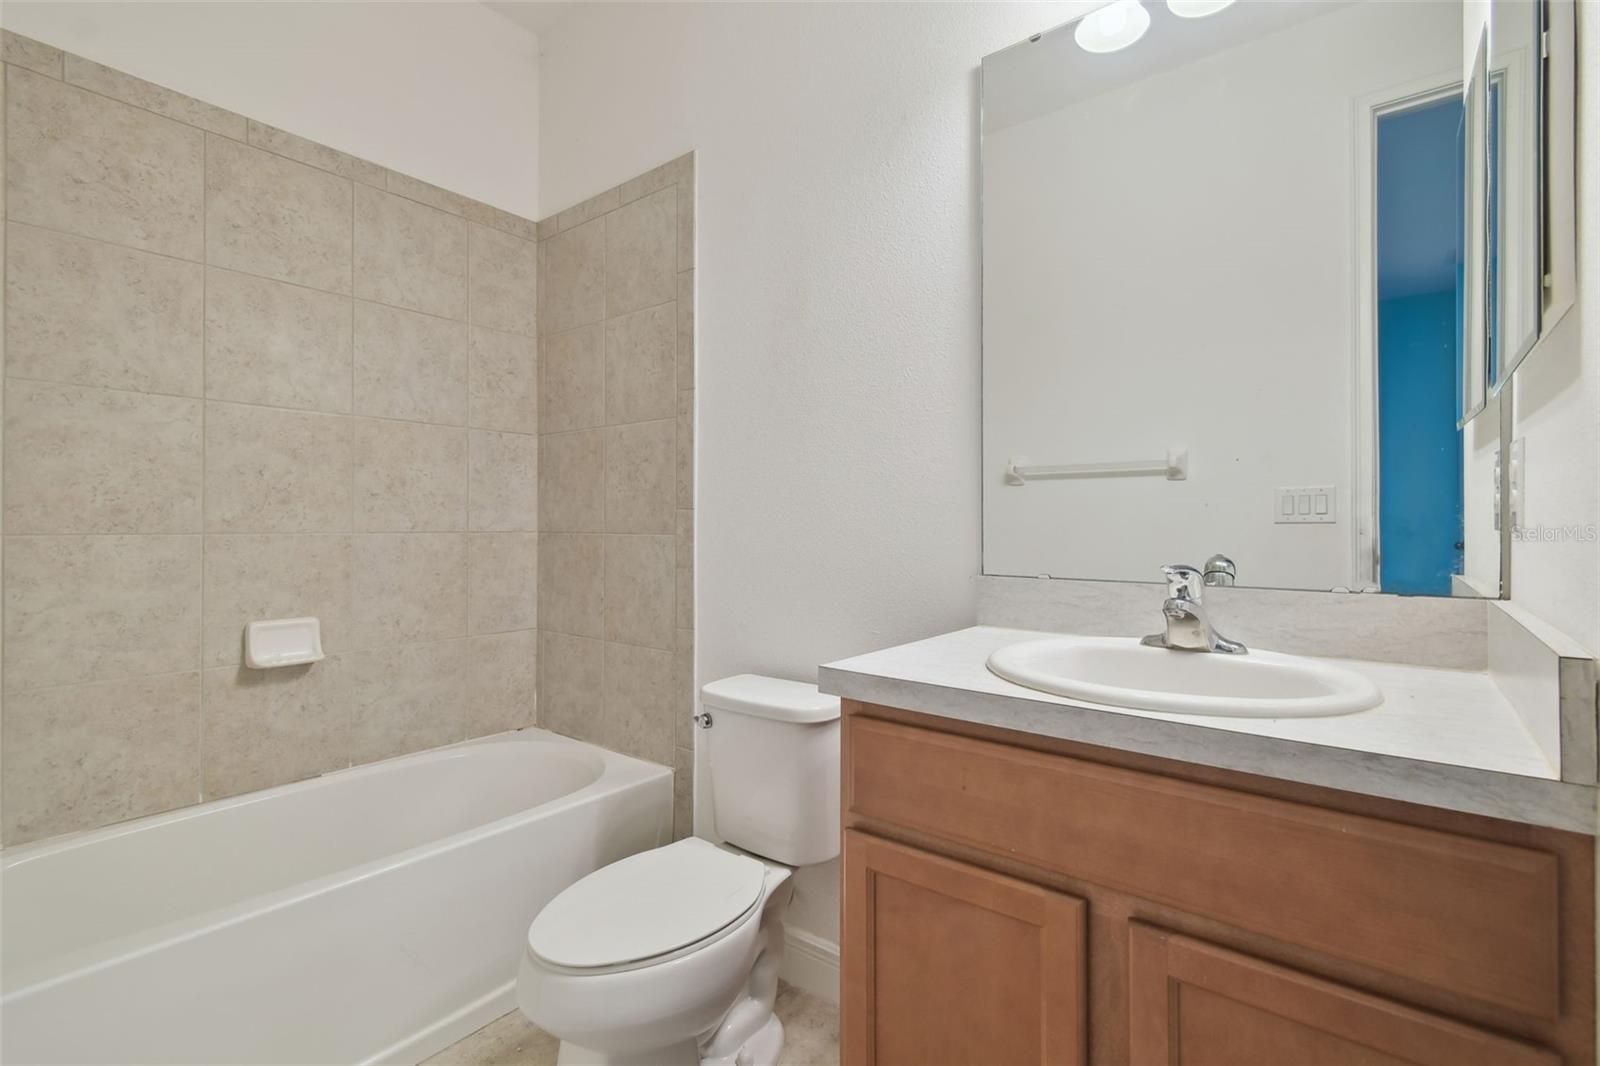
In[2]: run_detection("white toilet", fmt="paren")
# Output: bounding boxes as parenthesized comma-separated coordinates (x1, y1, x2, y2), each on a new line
(516, 675, 841, 1066)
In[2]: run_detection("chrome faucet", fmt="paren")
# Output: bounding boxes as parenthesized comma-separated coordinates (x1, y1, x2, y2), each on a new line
(1140, 564, 1247, 654)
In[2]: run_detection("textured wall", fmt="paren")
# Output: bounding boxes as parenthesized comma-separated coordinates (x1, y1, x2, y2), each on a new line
(537, 0, 1087, 952)
(1507, 6, 1600, 658)
(0, 32, 540, 846)
(535, 155, 696, 841)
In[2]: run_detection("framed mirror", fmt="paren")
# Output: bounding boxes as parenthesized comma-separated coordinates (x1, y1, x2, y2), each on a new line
(1486, 0, 1541, 389)
(981, 0, 1501, 597)
(1488, 0, 1578, 392)
(1461, 27, 1489, 427)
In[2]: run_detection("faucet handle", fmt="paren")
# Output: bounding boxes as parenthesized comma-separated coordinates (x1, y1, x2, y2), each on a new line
(1160, 564, 1204, 602)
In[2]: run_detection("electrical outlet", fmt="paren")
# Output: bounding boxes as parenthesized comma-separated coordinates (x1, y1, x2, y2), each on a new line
(1510, 438, 1525, 530)
(1274, 485, 1337, 524)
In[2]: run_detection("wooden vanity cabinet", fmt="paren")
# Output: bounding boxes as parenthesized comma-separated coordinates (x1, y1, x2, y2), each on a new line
(839, 700, 1595, 1066)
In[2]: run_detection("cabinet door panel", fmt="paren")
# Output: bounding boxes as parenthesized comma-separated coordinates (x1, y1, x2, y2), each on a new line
(1127, 923, 1557, 1066)
(842, 830, 1085, 1066)
(846, 714, 1561, 1017)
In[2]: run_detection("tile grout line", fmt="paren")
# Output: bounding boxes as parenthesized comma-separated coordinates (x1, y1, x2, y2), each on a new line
(465, 219, 475, 731)
(7, 211, 537, 335)
(197, 127, 209, 806)
(1, 372, 543, 438)
(344, 161, 360, 768)
(2, 63, 8, 723)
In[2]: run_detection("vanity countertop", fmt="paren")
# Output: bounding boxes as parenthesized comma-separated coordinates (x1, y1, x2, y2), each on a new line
(819, 625, 1599, 834)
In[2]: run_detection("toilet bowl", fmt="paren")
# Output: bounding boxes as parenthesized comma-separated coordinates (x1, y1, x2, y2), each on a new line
(516, 675, 840, 1066)
(517, 838, 793, 1066)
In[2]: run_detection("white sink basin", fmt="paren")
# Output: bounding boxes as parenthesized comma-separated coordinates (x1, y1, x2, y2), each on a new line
(986, 636, 1381, 718)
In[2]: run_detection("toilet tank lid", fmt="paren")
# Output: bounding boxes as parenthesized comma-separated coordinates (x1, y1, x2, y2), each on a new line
(701, 674, 841, 723)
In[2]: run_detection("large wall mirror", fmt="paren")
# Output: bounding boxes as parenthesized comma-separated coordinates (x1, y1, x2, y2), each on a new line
(981, 0, 1574, 598)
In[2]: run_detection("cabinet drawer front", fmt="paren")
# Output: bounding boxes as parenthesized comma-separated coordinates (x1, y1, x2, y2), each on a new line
(847, 715, 1561, 1017)
(1128, 924, 1558, 1066)
(843, 830, 1086, 1066)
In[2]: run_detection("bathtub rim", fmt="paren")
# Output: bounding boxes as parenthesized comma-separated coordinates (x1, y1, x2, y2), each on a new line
(1, 728, 672, 997)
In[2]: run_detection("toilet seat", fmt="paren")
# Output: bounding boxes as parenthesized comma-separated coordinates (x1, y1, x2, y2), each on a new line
(528, 838, 767, 973)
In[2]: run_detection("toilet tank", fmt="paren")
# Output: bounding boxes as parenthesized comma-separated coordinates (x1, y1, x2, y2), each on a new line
(699, 675, 840, 867)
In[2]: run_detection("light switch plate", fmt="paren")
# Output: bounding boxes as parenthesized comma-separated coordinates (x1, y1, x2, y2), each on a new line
(1510, 438, 1525, 530)
(1274, 485, 1337, 524)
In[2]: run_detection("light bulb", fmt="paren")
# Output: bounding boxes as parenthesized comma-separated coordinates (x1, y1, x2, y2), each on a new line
(1075, 0, 1151, 53)
(1167, 0, 1235, 17)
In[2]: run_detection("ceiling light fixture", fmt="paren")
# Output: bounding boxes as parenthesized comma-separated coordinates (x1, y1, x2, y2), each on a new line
(1074, 0, 1151, 54)
(1167, 0, 1236, 17)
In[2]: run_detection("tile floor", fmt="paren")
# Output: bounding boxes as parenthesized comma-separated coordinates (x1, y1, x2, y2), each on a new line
(422, 982, 839, 1066)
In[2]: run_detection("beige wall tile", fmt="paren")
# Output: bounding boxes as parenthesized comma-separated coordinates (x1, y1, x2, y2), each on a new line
(1, 672, 200, 846)
(7, 67, 203, 259)
(469, 430, 538, 531)
(468, 532, 537, 634)
(353, 418, 467, 532)
(5, 380, 202, 534)
(677, 390, 694, 509)
(354, 184, 468, 319)
(605, 418, 675, 534)
(542, 217, 605, 333)
(386, 170, 472, 217)
(540, 324, 603, 433)
(206, 267, 352, 413)
(6, 223, 204, 396)
(201, 658, 349, 800)
(468, 326, 537, 434)
(673, 746, 693, 840)
(202, 534, 352, 667)
(4, 534, 201, 692)
(466, 629, 537, 737)
(537, 631, 602, 743)
(539, 428, 604, 533)
(348, 639, 467, 762)
(604, 534, 675, 651)
(677, 180, 694, 272)
(676, 508, 693, 630)
(351, 533, 467, 646)
(605, 187, 676, 317)
(618, 159, 675, 206)
(205, 135, 352, 292)
(205, 403, 353, 532)
(553, 186, 620, 234)
(353, 300, 468, 425)
(246, 120, 387, 187)
(675, 627, 695, 749)
(469, 223, 537, 337)
(464, 201, 537, 243)
(605, 302, 675, 425)
(63, 54, 246, 139)
(538, 533, 603, 638)
(602, 641, 673, 764)
(2, 30, 63, 78)
(676, 270, 694, 389)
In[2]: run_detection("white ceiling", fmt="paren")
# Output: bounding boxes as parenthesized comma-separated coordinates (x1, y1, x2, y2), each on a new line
(485, 0, 578, 38)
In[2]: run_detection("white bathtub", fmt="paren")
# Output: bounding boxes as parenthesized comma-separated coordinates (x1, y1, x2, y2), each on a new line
(0, 729, 672, 1066)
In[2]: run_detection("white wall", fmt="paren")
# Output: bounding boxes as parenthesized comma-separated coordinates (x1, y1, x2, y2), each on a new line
(1507, 5, 1600, 657)
(982, 1, 1460, 592)
(538, 0, 1086, 953)
(0, 1, 541, 218)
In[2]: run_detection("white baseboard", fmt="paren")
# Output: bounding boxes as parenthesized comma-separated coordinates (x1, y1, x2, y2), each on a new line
(779, 927, 839, 1005)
